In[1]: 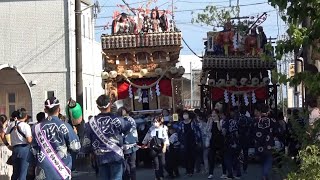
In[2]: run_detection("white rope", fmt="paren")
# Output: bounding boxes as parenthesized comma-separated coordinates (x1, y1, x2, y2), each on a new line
(123, 67, 169, 89)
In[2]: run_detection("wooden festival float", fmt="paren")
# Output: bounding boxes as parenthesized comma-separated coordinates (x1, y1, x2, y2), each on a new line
(200, 14, 278, 114)
(101, 8, 184, 118)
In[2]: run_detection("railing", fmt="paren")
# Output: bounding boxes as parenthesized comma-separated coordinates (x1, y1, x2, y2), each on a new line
(203, 57, 277, 69)
(101, 32, 182, 50)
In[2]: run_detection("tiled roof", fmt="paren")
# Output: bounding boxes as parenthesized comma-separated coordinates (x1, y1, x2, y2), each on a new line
(202, 56, 276, 70)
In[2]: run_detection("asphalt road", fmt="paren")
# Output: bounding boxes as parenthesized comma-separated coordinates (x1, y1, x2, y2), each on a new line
(72, 164, 280, 180)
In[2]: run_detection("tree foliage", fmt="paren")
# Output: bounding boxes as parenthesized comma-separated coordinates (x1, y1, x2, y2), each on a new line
(285, 117, 320, 179)
(191, 5, 239, 30)
(268, 0, 320, 97)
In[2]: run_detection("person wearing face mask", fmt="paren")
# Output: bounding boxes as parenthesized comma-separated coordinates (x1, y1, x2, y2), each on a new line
(177, 110, 202, 177)
(118, 107, 138, 180)
(194, 111, 207, 174)
(221, 108, 241, 179)
(142, 116, 169, 180)
(207, 109, 224, 179)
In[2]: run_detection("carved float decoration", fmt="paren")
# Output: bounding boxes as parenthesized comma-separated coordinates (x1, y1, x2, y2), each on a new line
(101, 6, 183, 112)
(200, 13, 277, 114)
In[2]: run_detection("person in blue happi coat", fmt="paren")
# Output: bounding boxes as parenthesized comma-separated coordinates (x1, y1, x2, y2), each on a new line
(29, 97, 81, 180)
(82, 95, 133, 180)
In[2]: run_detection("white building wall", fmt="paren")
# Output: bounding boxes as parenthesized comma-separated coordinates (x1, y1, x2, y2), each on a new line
(0, 0, 103, 120)
(68, 0, 103, 121)
(0, 0, 69, 119)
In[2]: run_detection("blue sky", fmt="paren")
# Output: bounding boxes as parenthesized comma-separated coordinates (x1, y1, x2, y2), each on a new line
(94, 0, 287, 55)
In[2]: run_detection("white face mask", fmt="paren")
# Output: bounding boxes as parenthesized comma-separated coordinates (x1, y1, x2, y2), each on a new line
(183, 114, 189, 120)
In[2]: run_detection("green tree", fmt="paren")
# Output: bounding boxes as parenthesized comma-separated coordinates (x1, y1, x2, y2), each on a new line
(268, 1, 320, 179)
(191, 5, 240, 30)
(278, 97, 288, 111)
(268, 0, 320, 96)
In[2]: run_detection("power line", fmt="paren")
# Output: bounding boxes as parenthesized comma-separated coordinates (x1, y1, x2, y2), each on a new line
(182, 37, 203, 58)
(177, 0, 233, 4)
(99, 0, 151, 8)
(121, 0, 136, 15)
(174, 1, 268, 13)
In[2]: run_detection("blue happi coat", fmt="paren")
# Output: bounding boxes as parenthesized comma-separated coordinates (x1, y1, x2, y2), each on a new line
(82, 113, 132, 165)
(29, 116, 81, 180)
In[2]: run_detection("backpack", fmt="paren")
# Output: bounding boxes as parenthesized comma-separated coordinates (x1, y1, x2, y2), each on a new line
(149, 131, 163, 153)
(9, 121, 26, 138)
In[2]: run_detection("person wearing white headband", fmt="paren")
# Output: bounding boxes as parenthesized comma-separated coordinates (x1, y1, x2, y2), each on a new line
(82, 94, 133, 180)
(29, 97, 81, 180)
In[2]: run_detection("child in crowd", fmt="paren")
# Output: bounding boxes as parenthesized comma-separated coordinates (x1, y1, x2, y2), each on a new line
(166, 125, 180, 178)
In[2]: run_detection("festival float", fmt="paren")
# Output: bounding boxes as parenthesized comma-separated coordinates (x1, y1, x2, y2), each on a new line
(100, 6, 184, 120)
(200, 13, 278, 114)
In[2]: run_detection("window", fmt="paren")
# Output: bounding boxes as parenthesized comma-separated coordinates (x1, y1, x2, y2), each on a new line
(8, 93, 15, 103)
(46, 91, 55, 99)
(7, 93, 16, 115)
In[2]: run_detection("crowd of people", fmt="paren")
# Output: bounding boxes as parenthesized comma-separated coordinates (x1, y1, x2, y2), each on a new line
(112, 8, 175, 35)
(0, 94, 319, 180)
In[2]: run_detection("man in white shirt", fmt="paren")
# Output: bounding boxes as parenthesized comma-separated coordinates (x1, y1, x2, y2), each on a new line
(3, 108, 32, 180)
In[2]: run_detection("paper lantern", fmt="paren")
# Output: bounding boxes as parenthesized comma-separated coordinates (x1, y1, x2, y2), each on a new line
(178, 66, 185, 75)
(140, 69, 148, 76)
(125, 70, 133, 77)
(109, 71, 118, 78)
(201, 77, 208, 85)
(101, 72, 109, 80)
(261, 77, 270, 86)
(230, 78, 237, 86)
(170, 67, 178, 74)
(251, 77, 259, 86)
(155, 68, 163, 75)
(208, 79, 215, 86)
(216, 79, 225, 87)
(240, 78, 248, 86)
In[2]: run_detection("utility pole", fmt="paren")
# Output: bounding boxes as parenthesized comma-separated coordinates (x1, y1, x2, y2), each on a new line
(190, 62, 193, 109)
(75, 0, 83, 109)
(172, 0, 174, 20)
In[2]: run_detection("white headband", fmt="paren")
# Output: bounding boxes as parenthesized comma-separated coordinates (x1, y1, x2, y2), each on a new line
(45, 99, 60, 109)
(97, 103, 111, 109)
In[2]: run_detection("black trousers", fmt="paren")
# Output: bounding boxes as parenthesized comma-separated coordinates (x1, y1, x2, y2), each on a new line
(208, 148, 216, 175)
(153, 152, 165, 180)
(123, 152, 137, 180)
(240, 145, 249, 172)
(184, 148, 195, 174)
(166, 148, 180, 177)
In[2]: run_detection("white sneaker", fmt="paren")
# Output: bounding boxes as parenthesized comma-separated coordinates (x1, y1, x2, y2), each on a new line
(208, 174, 214, 179)
(235, 176, 241, 179)
(220, 174, 228, 179)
